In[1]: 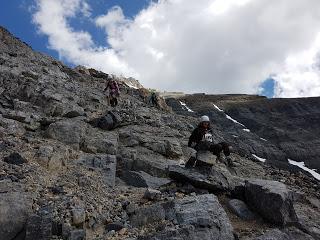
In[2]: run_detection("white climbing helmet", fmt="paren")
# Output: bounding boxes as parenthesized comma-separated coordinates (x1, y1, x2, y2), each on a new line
(200, 115, 210, 122)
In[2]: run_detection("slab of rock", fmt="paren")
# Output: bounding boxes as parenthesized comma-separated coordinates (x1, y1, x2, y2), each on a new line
(140, 194, 235, 240)
(46, 118, 87, 149)
(169, 165, 233, 192)
(0, 192, 32, 240)
(122, 170, 171, 189)
(81, 130, 118, 155)
(77, 154, 117, 187)
(245, 179, 297, 226)
(227, 199, 255, 220)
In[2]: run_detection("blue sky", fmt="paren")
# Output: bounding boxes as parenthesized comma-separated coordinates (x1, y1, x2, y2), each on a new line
(1, 0, 320, 98)
(0, 0, 150, 61)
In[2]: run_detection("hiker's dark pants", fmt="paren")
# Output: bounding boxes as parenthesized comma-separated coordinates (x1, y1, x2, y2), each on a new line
(195, 141, 230, 157)
(110, 97, 118, 107)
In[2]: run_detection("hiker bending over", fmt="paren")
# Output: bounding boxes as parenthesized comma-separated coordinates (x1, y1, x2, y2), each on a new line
(104, 78, 120, 107)
(188, 115, 233, 165)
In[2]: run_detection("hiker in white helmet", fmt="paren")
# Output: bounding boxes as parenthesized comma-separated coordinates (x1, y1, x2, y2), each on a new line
(188, 115, 233, 166)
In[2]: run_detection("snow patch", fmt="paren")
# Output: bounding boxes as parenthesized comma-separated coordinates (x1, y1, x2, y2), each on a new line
(288, 159, 320, 181)
(213, 104, 224, 112)
(252, 154, 266, 163)
(243, 129, 251, 132)
(179, 101, 194, 112)
(232, 135, 239, 138)
(125, 83, 138, 89)
(226, 114, 246, 127)
(260, 137, 268, 141)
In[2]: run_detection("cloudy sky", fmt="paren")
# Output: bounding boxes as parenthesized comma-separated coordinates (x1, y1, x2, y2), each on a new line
(2, 0, 320, 97)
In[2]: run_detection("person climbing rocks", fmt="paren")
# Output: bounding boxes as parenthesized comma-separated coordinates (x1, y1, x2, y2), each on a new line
(149, 91, 159, 107)
(104, 77, 120, 107)
(187, 115, 233, 167)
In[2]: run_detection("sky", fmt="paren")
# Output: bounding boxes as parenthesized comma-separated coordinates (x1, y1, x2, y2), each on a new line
(1, 0, 320, 98)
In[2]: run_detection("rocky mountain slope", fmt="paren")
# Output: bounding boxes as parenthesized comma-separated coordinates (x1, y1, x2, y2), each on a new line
(1, 26, 320, 240)
(167, 94, 320, 172)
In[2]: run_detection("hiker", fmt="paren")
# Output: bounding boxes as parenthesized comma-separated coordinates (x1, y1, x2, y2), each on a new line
(149, 92, 159, 107)
(188, 115, 233, 166)
(104, 78, 120, 107)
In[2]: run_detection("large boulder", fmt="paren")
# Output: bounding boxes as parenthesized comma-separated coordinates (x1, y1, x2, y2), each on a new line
(0, 192, 32, 240)
(169, 164, 234, 192)
(46, 118, 87, 149)
(97, 111, 122, 130)
(138, 194, 235, 240)
(245, 179, 297, 226)
(82, 130, 118, 155)
(77, 154, 117, 187)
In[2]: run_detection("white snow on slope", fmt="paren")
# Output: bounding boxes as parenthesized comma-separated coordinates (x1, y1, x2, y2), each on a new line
(226, 114, 246, 127)
(213, 104, 224, 112)
(288, 159, 320, 181)
(243, 129, 251, 132)
(179, 101, 194, 112)
(260, 137, 268, 141)
(252, 154, 266, 163)
(125, 83, 138, 89)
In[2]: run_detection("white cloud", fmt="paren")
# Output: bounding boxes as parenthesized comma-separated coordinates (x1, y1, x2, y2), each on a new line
(32, 0, 320, 96)
(274, 33, 320, 98)
(32, 0, 138, 77)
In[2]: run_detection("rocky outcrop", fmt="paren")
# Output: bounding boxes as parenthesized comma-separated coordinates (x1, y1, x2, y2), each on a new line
(244, 179, 297, 226)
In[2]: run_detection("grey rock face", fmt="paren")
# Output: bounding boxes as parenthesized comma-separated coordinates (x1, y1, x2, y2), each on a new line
(169, 165, 234, 192)
(227, 199, 255, 221)
(245, 179, 297, 226)
(139, 194, 234, 240)
(46, 118, 87, 149)
(82, 129, 118, 155)
(77, 154, 117, 187)
(0, 192, 32, 240)
(121, 170, 171, 189)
